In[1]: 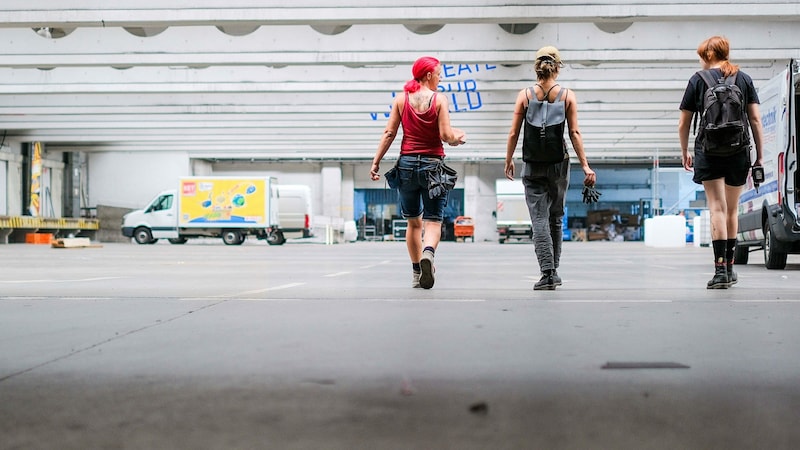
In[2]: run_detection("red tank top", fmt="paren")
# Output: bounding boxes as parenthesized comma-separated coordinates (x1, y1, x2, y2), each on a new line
(400, 91, 445, 157)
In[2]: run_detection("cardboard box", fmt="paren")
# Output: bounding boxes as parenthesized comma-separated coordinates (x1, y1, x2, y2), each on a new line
(587, 209, 619, 226)
(587, 231, 608, 241)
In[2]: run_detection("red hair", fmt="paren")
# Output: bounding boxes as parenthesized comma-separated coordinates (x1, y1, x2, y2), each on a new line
(404, 56, 440, 93)
(697, 36, 739, 77)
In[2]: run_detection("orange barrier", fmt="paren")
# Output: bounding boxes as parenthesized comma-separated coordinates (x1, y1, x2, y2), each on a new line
(25, 233, 53, 244)
(454, 216, 475, 242)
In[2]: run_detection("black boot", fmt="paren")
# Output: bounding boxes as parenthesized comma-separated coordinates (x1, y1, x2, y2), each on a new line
(707, 261, 729, 289)
(726, 262, 738, 287)
(534, 269, 557, 291)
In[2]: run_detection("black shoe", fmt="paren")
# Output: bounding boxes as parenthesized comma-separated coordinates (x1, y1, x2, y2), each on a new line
(419, 250, 435, 289)
(534, 270, 557, 290)
(552, 270, 562, 286)
(707, 264, 729, 289)
(726, 264, 738, 287)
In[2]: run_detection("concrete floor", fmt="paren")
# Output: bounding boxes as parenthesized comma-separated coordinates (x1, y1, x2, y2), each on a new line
(1, 239, 799, 449)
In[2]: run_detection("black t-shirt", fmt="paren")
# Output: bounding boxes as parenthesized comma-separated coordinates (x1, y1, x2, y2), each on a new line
(679, 68, 760, 112)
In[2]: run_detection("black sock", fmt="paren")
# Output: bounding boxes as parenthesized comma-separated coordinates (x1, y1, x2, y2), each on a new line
(423, 246, 435, 254)
(712, 239, 726, 265)
(725, 239, 736, 264)
(412, 263, 421, 273)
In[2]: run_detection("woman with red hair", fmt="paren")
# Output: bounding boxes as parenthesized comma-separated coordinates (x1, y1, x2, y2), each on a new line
(678, 35, 764, 289)
(370, 56, 466, 289)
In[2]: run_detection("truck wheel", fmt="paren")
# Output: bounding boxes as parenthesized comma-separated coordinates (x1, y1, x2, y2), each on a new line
(134, 227, 153, 245)
(764, 225, 787, 270)
(733, 244, 749, 265)
(222, 230, 243, 246)
(168, 237, 188, 245)
(267, 230, 286, 246)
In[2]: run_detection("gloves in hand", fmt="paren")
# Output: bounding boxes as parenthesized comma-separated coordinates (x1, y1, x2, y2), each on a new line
(582, 184, 602, 204)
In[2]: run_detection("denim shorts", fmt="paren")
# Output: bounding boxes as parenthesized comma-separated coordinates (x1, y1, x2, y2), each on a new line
(397, 154, 447, 222)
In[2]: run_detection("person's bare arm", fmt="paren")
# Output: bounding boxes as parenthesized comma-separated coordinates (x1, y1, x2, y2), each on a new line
(370, 98, 402, 180)
(565, 89, 596, 186)
(747, 103, 765, 167)
(678, 109, 694, 171)
(436, 93, 465, 146)
(504, 89, 527, 180)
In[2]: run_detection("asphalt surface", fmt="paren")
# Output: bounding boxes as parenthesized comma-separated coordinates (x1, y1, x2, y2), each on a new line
(1, 239, 799, 449)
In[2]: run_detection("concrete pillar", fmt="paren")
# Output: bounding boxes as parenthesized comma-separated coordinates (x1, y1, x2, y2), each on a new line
(191, 159, 213, 176)
(340, 164, 355, 222)
(48, 163, 64, 217)
(321, 163, 342, 218)
(5, 151, 24, 216)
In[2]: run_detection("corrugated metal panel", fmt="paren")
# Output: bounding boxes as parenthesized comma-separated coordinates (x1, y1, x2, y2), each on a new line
(360, 189, 399, 205)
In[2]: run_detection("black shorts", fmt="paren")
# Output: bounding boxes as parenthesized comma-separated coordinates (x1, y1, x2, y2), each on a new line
(692, 149, 751, 186)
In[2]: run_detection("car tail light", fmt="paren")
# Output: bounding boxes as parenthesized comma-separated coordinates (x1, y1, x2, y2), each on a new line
(304, 214, 310, 229)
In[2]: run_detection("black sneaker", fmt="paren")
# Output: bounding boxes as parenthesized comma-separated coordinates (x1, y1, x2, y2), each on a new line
(726, 264, 738, 287)
(552, 270, 562, 286)
(534, 270, 557, 290)
(419, 250, 435, 289)
(707, 264, 729, 289)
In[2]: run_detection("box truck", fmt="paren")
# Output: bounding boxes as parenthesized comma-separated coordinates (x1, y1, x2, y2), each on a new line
(496, 179, 532, 243)
(736, 59, 800, 269)
(122, 177, 285, 245)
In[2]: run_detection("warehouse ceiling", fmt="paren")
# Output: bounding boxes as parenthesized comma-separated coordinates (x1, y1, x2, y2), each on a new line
(1, 0, 799, 164)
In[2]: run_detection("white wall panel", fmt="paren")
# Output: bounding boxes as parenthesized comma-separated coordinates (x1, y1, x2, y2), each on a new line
(87, 151, 190, 208)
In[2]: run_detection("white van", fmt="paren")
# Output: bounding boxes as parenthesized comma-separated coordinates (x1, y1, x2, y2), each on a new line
(736, 59, 800, 269)
(277, 184, 314, 239)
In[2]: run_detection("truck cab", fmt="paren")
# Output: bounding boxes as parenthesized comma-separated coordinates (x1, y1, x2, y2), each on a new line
(122, 190, 181, 244)
(736, 59, 800, 269)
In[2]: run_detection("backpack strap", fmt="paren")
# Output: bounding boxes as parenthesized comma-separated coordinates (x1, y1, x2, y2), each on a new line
(554, 86, 567, 102)
(697, 70, 717, 89)
(534, 83, 561, 102)
(693, 71, 717, 135)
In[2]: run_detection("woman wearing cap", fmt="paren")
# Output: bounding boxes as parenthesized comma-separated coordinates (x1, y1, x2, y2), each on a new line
(370, 56, 466, 289)
(678, 35, 764, 289)
(504, 46, 596, 290)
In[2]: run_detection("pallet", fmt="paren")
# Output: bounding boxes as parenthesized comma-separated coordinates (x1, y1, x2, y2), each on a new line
(51, 238, 103, 248)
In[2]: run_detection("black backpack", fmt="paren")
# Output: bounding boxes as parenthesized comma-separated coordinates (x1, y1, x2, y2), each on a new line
(695, 70, 749, 155)
(522, 84, 568, 164)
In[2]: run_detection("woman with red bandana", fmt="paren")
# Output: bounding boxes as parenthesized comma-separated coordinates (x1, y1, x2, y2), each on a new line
(370, 56, 466, 289)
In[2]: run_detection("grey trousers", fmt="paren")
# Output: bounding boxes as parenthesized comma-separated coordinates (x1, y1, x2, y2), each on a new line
(521, 159, 570, 272)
